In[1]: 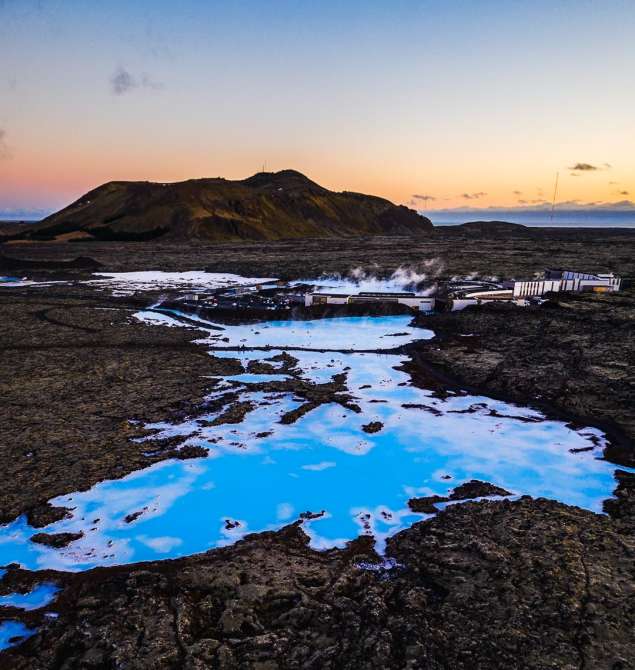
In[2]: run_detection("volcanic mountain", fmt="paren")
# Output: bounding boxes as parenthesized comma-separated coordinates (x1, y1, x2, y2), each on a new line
(17, 170, 432, 242)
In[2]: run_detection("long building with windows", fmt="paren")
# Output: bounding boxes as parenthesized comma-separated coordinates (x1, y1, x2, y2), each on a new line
(506, 270, 621, 298)
(443, 269, 622, 311)
(305, 291, 435, 312)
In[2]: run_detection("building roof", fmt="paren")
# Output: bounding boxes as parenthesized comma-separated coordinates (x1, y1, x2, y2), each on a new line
(357, 291, 416, 297)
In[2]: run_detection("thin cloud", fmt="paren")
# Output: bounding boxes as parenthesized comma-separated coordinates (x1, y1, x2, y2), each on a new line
(512, 190, 522, 196)
(568, 163, 598, 171)
(461, 192, 487, 200)
(139, 73, 164, 90)
(518, 199, 549, 206)
(110, 66, 164, 95)
(567, 162, 611, 172)
(429, 200, 635, 214)
(617, 190, 629, 196)
(111, 67, 135, 95)
(412, 194, 436, 202)
(0, 128, 10, 159)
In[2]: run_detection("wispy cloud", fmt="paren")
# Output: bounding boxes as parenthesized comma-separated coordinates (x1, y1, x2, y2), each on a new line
(111, 67, 135, 95)
(110, 66, 164, 95)
(429, 199, 635, 214)
(512, 190, 522, 196)
(140, 74, 163, 90)
(412, 194, 436, 202)
(568, 162, 599, 171)
(461, 192, 487, 200)
(0, 128, 11, 159)
(568, 161, 612, 174)
(518, 199, 550, 206)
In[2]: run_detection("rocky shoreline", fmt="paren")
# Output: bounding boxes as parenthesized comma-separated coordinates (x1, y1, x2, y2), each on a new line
(1, 474, 633, 669)
(1, 233, 634, 668)
(410, 288, 635, 467)
(0, 285, 221, 525)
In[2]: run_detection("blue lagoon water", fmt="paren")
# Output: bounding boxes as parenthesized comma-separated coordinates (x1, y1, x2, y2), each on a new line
(0, 583, 59, 610)
(0, 621, 37, 651)
(0, 314, 625, 572)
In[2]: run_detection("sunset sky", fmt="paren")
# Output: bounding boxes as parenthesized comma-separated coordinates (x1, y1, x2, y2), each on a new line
(1, 0, 634, 218)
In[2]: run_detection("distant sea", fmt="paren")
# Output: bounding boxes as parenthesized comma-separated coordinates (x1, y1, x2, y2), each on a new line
(427, 209, 635, 228)
(2, 209, 635, 228)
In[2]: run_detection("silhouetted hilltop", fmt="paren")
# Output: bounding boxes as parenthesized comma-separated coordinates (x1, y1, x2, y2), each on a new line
(12, 170, 432, 243)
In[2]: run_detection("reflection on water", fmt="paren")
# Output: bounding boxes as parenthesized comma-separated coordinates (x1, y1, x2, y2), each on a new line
(0, 315, 625, 572)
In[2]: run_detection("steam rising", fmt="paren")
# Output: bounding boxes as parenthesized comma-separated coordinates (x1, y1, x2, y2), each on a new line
(299, 260, 503, 297)
(299, 259, 445, 296)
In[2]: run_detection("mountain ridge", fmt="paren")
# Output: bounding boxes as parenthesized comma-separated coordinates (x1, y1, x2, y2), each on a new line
(12, 170, 432, 243)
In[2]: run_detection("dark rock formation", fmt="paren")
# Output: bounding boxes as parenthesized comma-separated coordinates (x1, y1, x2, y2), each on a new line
(449, 480, 512, 500)
(207, 355, 245, 376)
(124, 510, 145, 524)
(408, 495, 449, 514)
(25, 504, 73, 528)
(29, 531, 83, 548)
(408, 480, 512, 514)
(602, 470, 635, 531)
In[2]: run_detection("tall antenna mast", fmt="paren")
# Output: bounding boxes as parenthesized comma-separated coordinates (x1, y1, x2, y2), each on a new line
(550, 172, 559, 223)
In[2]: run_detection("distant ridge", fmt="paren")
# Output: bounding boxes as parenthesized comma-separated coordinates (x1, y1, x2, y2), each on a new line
(9, 170, 432, 243)
(461, 221, 527, 233)
(457, 220, 527, 234)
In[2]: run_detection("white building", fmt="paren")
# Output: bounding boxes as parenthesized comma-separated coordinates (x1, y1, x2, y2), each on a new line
(444, 268, 622, 310)
(305, 293, 349, 306)
(509, 270, 621, 298)
(305, 291, 435, 312)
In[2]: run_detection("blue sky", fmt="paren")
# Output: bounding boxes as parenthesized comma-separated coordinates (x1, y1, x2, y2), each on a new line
(1, 0, 634, 219)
